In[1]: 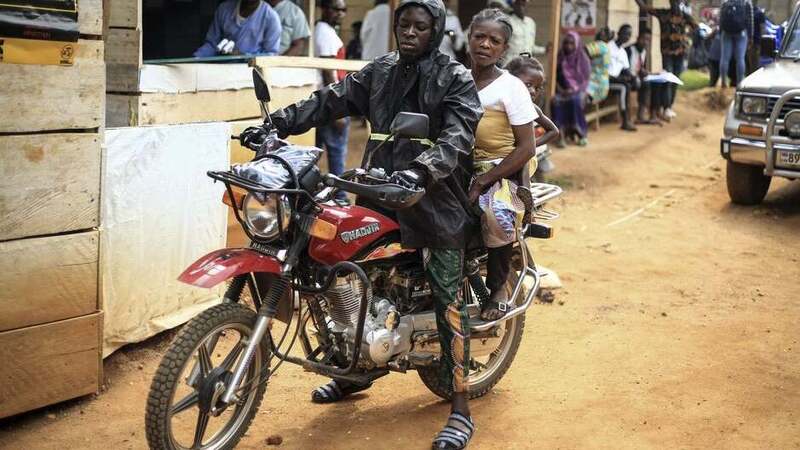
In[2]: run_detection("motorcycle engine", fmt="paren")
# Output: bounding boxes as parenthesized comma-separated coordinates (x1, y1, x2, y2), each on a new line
(320, 273, 413, 367)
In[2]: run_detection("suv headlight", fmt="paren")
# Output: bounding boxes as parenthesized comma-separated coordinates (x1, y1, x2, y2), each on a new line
(740, 96, 768, 115)
(786, 110, 800, 139)
(243, 193, 291, 240)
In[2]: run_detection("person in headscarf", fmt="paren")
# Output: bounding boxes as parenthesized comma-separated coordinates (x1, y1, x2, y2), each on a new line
(242, 1, 483, 448)
(551, 31, 591, 147)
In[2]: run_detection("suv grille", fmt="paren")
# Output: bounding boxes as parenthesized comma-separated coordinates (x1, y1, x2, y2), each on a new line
(766, 96, 800, 120)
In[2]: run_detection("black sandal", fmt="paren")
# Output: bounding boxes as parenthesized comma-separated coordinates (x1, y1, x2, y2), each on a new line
(310, 379, 372, 404)
(480, 300, 509, 321)
(432, 412, 475, 449)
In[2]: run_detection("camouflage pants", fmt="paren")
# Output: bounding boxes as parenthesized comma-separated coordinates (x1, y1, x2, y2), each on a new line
(423, 248, 470, 394)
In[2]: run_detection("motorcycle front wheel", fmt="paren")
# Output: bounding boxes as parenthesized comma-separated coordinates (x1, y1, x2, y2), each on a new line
(417, 264, 527, 400)
(145, 302, 269, 450)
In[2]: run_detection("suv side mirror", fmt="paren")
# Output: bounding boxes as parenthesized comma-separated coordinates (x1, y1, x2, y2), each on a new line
(760, 36, 777, 58)
(390, 112, 429, 139)
(252, 67, 271, 103)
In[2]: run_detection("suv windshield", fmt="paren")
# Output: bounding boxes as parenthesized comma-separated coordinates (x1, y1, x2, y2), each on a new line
(783, 12, 800, 58)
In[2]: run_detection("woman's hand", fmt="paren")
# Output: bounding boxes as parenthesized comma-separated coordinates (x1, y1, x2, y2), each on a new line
(468, 176, 491, 204)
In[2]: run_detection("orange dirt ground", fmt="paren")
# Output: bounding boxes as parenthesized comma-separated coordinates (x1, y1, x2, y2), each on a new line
(1, 90, 798, 449)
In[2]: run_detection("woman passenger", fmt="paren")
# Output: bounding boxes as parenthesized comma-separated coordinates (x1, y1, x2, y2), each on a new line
(466, 8, 537, 322)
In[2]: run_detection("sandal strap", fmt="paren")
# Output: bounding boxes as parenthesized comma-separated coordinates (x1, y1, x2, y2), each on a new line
(432, 413, 474, 449)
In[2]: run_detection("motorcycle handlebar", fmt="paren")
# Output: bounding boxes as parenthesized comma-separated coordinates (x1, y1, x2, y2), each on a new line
(323, 172, 425, 210)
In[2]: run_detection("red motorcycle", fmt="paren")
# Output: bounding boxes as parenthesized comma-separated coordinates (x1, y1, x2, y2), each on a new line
(145, 69, 562, 450)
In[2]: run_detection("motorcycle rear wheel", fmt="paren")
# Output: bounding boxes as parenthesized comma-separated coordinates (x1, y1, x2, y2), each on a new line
(145, 302, 269, 450)
(417, 269, 526, 400)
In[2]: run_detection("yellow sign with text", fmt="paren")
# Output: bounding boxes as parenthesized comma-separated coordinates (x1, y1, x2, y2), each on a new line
(0, 37, 75, 65)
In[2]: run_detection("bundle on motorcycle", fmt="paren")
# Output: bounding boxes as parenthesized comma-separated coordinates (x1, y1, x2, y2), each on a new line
(144, 68, 562, 450)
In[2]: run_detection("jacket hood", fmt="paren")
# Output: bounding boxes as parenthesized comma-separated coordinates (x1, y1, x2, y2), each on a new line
(394, 0, 447, 55)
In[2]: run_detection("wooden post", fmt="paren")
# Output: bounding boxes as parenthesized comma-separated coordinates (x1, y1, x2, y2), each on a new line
(306, 0, 315, 57)
(548, 0, 562, 99)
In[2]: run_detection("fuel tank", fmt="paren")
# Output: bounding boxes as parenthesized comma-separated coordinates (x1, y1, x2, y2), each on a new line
(309, 204, 401, 266)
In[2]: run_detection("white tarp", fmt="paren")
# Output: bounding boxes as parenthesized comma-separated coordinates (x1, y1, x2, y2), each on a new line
(140, 63, 253, 93)
(102, 122, 231, 356)
(139, 64, 319, 93)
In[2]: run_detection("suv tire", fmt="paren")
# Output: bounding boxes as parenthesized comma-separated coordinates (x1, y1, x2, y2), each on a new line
(726, 161, 771, 205)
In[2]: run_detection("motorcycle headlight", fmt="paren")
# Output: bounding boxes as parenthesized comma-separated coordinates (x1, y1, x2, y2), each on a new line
(243, 193, 291, 240)
(740, 96, 768, 116)
(785, 110, 800, 139)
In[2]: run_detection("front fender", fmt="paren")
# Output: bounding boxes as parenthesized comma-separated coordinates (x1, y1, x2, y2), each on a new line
(178, 248, 282, 288)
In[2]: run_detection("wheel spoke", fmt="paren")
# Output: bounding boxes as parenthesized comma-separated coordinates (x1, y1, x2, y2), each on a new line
(191, 410, 210, 449)
(170, 391, 199, 416)
(198, 344, 213, 378)
(219, 340, 245, 372)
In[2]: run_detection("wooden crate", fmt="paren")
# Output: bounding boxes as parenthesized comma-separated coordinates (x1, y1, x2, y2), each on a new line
(107, 89, 263, 127)
(0, 134, 101, 241)
(0, 312, 102, 419)
(0, 39, 104, 133)
(0, 232, 99, 332)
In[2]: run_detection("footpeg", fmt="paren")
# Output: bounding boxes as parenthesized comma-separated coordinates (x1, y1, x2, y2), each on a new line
(525, 223, 554, 239)
(407, 352, 435, 366)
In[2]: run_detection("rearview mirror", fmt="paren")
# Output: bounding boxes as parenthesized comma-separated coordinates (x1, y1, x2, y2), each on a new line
(760, 36, 777, 58)
(252, 67, 270, 103)
(390, 112, 429, 139)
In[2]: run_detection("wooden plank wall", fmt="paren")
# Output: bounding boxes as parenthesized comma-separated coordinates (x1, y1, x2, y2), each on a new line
(0, 0, 104, 419)
(105, 0, 141, 123)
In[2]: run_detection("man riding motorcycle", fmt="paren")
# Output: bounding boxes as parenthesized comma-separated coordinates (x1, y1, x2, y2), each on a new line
(242, 0, 482, 447)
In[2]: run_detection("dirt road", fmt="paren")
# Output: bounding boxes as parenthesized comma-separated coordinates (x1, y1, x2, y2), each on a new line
(2, 90, 798, 449)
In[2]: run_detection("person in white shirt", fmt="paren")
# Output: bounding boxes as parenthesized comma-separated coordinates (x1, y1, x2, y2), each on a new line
(467, 9, 538, 322)
(315, 0, 350, 201)
(360, 0, 390, 60)
(438, 0, 465, 60)
(607, 24, 637, 131)
(505, 0, 546, 63)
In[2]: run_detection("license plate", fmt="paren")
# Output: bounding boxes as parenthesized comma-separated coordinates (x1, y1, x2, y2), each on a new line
(777, 150, 800, 168)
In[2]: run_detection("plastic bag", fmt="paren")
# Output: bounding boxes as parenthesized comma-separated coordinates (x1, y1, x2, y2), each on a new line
(232, 145, 322, 189)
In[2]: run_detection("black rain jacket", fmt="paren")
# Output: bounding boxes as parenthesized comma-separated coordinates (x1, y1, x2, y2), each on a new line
(269, 0, 482, 249)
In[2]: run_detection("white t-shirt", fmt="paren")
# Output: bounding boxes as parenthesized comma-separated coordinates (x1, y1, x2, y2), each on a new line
(314, 21, 343, 57)
(608, 40, 630, 78)
(479, 70, 538, 126)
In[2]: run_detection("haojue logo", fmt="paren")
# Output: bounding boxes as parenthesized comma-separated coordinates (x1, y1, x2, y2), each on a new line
(340, 223, 380, 243)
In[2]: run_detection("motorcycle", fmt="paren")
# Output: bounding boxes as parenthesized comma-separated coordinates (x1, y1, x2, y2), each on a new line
(145, 68, 563, 450)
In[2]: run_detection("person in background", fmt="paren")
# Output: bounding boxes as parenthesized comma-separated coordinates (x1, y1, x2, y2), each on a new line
(505, 0, 547, 63)
(315, 0, 349, 202)
(708, 23, 722, 87)
(627, 28, 668, 124)
(551, 31, 591, 147)
(607, 24, 637, 131)
(346, 20, 363, 59)
(268, 0, 310, 56)
(439, 0, 466, 61)
(585, 27, 612, 105)
(360, 0, 390, 60)
(719, 0, 754, 87)
(747, 0, 766, 72)
(466, 9, 538, 324)
(636, 0, 697, 118)
(194, 0, 282, 57)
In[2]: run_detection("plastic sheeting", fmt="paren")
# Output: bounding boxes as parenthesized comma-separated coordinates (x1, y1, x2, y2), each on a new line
(102, 122, 231, 356)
